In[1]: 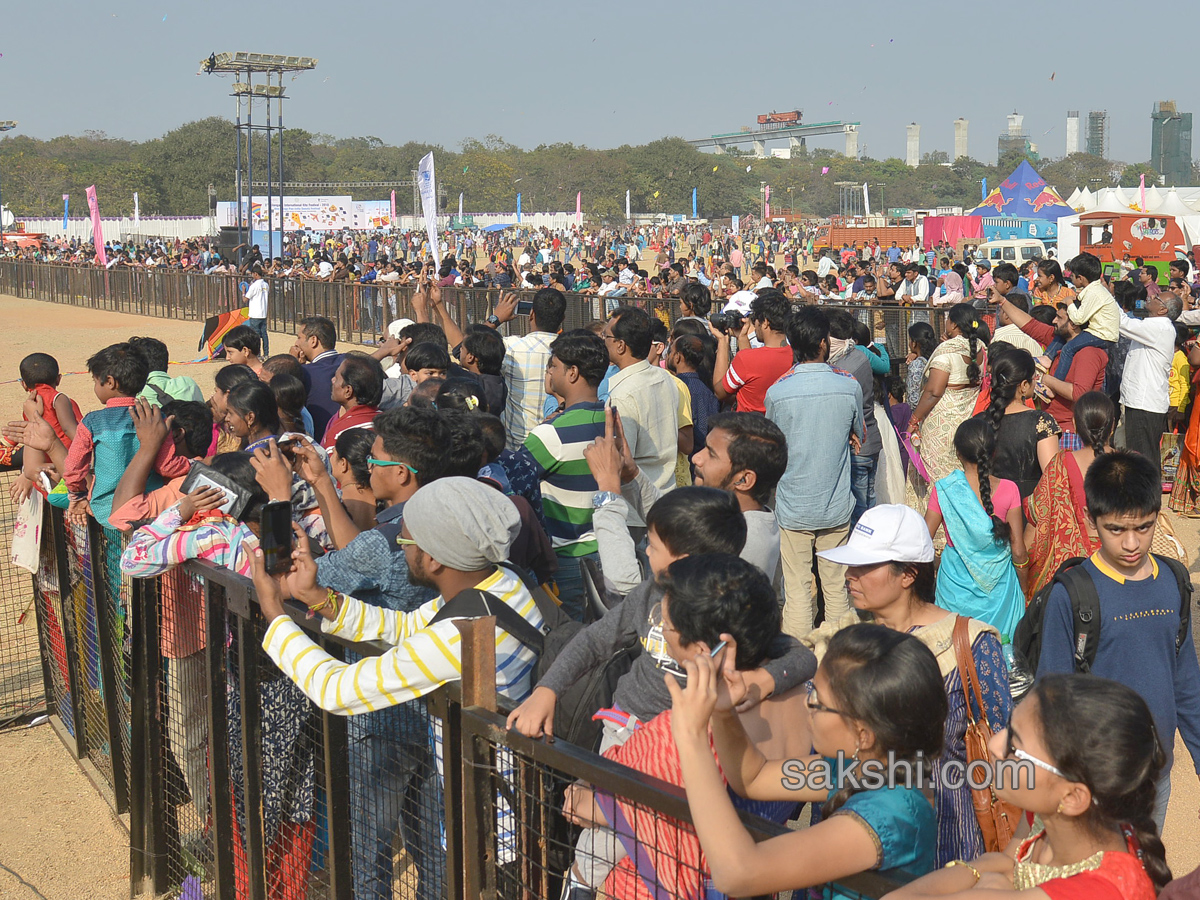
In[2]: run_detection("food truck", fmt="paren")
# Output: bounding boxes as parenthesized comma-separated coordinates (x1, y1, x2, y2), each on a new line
(1076, 211, 1187, 284)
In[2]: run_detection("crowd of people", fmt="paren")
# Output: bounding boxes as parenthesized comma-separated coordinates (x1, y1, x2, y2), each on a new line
(4, 241, 1200, 900)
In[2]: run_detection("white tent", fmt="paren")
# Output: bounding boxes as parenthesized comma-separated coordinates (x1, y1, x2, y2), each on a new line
(1157, 189, 1196, 220)
(1109, 186, 1132, 208)
(1056, 213, 1082, 260)
(1092, 189, 1130, 214)
(1066, 188, 1082, 207)
(1143, 185, 1165, 212)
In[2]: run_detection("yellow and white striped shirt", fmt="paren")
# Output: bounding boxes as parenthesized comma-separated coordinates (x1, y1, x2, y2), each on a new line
(262, 567, 542, 716)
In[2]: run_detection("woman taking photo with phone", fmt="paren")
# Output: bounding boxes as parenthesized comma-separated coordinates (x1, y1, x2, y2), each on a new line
(666, 624, 947, 897)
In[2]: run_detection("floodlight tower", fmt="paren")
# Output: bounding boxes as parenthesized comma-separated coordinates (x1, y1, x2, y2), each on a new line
(200, 53, 317, 265)
(0, 121, 16, 244)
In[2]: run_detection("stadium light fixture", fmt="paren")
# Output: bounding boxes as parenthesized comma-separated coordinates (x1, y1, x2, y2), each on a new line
(200, 52, 317, 74)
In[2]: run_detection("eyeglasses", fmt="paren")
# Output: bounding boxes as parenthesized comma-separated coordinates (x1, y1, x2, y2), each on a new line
(1005, 709, 1066, 778)
(393, 536, 418, 547)
(805, 682, 844, 716)
(367, 457, 418, 474)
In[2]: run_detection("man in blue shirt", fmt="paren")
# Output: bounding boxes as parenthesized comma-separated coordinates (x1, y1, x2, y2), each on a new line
(1036, 450, 1200, 832)
(887, 241, 902, 264)
(765, 306, 864, 640)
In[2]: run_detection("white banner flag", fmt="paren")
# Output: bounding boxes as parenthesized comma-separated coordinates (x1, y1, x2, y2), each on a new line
(458, 192, 463, 218)
(417, 152, 440, 268)
(134, 192, 140, 228)
(625, 190, 630, 220)
(862, 182, 870, 217)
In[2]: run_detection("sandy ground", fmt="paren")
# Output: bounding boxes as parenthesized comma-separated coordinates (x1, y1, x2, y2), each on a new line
(0, 291, 1197, 894)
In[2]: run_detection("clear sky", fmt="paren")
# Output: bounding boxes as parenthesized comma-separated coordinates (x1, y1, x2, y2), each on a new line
(2, 0, 1193, 165)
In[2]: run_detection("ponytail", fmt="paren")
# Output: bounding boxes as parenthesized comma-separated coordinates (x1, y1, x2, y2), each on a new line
(1073, 391, 1116, 458)
(986, 349, 1036, 438)
(953, 418, 1010, 543)
(947, 303, 984, 385)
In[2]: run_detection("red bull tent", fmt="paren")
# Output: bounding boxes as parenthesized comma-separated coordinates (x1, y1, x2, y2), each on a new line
(968, 160, 1074, 219)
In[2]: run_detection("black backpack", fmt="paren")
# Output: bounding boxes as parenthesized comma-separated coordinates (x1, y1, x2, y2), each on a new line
(1012, 554, 1193, 698)
(429, 561, 638, 752)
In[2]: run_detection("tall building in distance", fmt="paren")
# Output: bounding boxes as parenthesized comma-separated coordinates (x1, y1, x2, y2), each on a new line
(998, 112, 1031, 162)
(1151, 101, 1193, 187)
(954, 118, 969, 160)
(1066, 111, 1080, 155)
(906, 123, 920, 167)
(1086, 110, 1108, 158)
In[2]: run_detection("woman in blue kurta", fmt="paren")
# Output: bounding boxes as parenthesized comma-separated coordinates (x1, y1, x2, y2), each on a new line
(811, 504, 1013, 866)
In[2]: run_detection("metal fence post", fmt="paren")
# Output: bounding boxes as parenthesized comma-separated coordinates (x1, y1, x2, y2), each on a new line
(51, 512, 87, 758)
(87, 519, 130, 814)
(205, 581, 236, 900)
(318, 635, 353, 900)
(237, 612, 268, 900)
(457, 617, 498, 900)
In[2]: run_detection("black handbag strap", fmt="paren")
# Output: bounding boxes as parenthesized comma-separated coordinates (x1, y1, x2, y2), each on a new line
(429, 588, 545, 654)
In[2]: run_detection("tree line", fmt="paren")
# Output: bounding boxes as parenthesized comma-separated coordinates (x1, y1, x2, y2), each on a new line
(0, 116, 1181, 222)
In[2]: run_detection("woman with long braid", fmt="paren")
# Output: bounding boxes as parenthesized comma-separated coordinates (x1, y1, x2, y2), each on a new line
(978, 348, 1061, 498)
(925, 418, 1028, 658)
(905, 304, 988, 519)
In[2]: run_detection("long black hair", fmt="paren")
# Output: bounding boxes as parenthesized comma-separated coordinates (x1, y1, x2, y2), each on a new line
(946, 303, 987, 386)
(1073, 391, 1115, 457)
(908, 322, 937, 361)
(1031, 675, 1172, 892)
(820, 625, 947, 817)
(226, 380, 281, 435)
(954, 417, 1010, 544)
(985, 348, 1036, 439)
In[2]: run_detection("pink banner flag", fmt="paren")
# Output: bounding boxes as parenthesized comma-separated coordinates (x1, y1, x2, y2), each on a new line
(1139, 174, 1146, 213)
(576, 191, 582, 225)
(390, 189, 397, 224)
(765, 184, 771, 218)
(85, 185, 107, 267)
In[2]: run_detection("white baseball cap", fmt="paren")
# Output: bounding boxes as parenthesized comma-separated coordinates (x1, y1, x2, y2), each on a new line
(387, 318, 416, 339)
(817, 504, 934, 567)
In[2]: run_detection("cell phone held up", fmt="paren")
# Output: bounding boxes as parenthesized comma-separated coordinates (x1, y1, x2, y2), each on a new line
(260, 501, 294, 576)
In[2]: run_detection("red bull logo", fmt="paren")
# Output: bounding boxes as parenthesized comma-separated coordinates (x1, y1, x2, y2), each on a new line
(977, 189, 1011, 213)
(1025, 188, 1064, 213)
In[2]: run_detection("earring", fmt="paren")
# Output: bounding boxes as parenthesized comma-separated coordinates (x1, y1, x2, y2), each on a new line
(852, 746, 860, 762)
(1055, 798, 1066, 815)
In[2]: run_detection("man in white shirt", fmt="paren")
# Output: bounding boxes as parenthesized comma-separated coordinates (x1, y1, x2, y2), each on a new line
(896, 264, 930, 304)
(603, 307, 680, 528)
(816, 250, 834, 279)
(243, 267, 271, 355)
(1117, 292, 1182, 469)
(990, 292, 1045, 358)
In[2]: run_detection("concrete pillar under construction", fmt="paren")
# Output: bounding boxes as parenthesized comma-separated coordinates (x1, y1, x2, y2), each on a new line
(752, 140, 766, 158)
(906, 123, 920, 167)
(1066, 111, 1080, 155)
(953, 118, 969, 161)
(844, 126, 859, 159)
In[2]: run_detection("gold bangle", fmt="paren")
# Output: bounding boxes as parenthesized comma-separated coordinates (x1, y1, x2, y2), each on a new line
(945, 860, 981, 883)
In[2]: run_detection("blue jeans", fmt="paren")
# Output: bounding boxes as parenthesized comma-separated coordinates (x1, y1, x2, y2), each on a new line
(850, 454, 878, 528)
(247, 316, 269, 357)
(349, 712, 444, 900)
(1052, 331, 1111, 380)
(1153, 766, 1171, 834)
(552, 551, 599, 623)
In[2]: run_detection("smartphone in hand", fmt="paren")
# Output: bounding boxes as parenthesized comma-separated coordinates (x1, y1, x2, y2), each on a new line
(260, 501, 294, 576)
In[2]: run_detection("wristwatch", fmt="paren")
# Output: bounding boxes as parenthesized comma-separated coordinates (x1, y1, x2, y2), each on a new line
(486, 314, 501, 326)
(592, 490, 622, 509)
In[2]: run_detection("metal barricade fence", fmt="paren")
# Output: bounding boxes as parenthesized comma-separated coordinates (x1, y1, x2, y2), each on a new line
(0, 468, 48, 727)
(22, 502, 911, 900)
(1, 260, 957, 364)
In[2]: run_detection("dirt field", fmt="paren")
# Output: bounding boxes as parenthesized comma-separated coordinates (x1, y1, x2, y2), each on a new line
(0, 291, 1196, 896)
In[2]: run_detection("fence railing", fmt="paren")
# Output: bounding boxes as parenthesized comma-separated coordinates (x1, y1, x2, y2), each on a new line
(1, 259, 960, 362)
(0, 468, 48, 728)
(12, 496, 910, 900)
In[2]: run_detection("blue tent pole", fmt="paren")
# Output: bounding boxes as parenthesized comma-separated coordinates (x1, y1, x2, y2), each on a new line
(981, 178, 987, 200)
